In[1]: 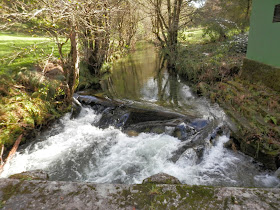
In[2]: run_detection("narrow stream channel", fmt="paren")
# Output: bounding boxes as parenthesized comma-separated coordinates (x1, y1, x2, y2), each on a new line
(1, 44, 279, 188)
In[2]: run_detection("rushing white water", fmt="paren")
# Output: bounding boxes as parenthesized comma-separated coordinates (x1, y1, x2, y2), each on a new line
(1, 107, 279, 188)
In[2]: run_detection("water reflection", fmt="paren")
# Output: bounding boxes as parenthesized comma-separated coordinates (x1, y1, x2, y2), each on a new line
(101, 44, 157, 101)
(101, 44, 208, 118)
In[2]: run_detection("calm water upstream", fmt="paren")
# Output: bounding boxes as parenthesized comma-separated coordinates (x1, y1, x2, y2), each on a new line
(1, 44, 279, 188)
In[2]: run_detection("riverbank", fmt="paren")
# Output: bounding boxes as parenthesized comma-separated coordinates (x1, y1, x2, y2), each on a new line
(0, 32, 69, 149)
(0, 178, 279, 209)
(176, 32, 280, 170)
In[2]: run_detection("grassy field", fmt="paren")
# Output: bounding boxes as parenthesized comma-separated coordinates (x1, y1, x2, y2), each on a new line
(179, 28, 211, 44)
(0, 32, 63, 73)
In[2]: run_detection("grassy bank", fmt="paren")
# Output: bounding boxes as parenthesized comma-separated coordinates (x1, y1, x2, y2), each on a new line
(0, 32, 69, 148)
(177, 29, 280, 169)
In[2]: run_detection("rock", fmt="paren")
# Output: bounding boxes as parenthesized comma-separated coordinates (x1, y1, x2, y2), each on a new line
(193, 145, 205, 160)
(142, 173, 181, 184)
(190, 119, 209, 131)
(173, 123, 195, 140)
(275, 168, 280, 179)
(77, 94, 192, 129)
(8, 170, 49, 181)
(176, 148, 198, 166)
(71, 97, 82, 119)
(224, 139, 234, 149)
(125, 130, 139, 137)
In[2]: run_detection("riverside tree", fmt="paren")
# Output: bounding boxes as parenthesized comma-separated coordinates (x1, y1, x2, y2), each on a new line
(136, 0, 197, 69)
(197, 0, 252, 41)
(0, 0, 126, 102)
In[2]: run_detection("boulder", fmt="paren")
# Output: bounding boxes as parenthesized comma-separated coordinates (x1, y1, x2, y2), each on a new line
(142, 173, 181, 184)
(8, 170, 49, 181)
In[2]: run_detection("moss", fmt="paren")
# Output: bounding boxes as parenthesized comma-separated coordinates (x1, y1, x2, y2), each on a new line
(67, 191, 82, 197)
(9, 174, 34, 181)
(87, 185, 96, 191)
(1, 181, 33, 203)
(176, 186, 187, 197)
(110, 184, 222, 209)
(268, 203, 279, 210)
(231, 196, 236, 204)
(223, 197, 229, 210)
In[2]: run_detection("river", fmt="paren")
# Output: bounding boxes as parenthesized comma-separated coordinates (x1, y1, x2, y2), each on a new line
(1, 43, 279, 188)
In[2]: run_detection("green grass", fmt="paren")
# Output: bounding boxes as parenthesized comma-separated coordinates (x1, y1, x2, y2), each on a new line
(179, 28, 211, 44)
(0, 32, 68, 73)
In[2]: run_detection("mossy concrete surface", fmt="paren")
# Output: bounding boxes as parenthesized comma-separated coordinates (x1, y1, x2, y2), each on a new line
(242, 58, 280, 92)
(0, 179, 279, 209)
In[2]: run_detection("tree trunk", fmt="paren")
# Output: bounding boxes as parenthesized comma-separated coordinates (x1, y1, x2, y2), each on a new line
(67, 28, 79, 102)
(88, 8, 110, 76)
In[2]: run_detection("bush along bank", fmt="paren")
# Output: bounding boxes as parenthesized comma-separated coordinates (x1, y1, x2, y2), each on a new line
(175, 36, 280, 170)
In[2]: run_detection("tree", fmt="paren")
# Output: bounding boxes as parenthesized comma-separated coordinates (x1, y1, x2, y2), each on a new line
(0, 0, 121, 102)
(114, 1, 140, 51)
(198, 0, 252, 41)
(137, 0, 196, 69)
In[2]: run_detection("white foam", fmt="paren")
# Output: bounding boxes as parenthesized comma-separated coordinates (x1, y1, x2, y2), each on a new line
(1, 108, 279, 188)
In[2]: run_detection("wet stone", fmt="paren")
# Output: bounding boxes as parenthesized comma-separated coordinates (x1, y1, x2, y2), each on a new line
(190, 119, 209, 130)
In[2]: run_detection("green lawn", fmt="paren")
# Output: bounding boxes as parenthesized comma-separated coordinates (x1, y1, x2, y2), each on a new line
(0, 32, 67, 73)
(179, 28, 210, 44)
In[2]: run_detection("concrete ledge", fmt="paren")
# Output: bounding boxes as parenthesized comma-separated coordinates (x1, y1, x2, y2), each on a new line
(242, 58, 280, 92)
(0, 179, 279, 209)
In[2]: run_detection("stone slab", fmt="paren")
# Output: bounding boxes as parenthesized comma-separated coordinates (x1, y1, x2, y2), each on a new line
(0, 179, 279, 209)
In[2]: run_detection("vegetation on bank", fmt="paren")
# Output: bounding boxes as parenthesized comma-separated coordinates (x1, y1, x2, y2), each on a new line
(0, 32, 69, 147)
(175, 29, 280, 169)
(0, 30, 124, 148)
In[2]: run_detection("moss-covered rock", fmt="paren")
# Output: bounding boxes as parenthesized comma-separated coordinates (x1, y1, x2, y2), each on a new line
(142, 173, 181, 184)
(8, 170, 49, 181)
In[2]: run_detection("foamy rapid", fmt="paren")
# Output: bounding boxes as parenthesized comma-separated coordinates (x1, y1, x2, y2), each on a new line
(1, 107, 279, 188)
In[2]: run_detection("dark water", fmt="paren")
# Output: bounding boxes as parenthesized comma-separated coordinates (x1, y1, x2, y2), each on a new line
(1, 43, 280, 188)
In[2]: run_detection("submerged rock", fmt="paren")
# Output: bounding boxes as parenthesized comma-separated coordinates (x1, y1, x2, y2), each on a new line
(176, 148, 198, 166)
(142, 173, 181, 184)
(77, 94, 209, 140)
(8, 170, 49, 181)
